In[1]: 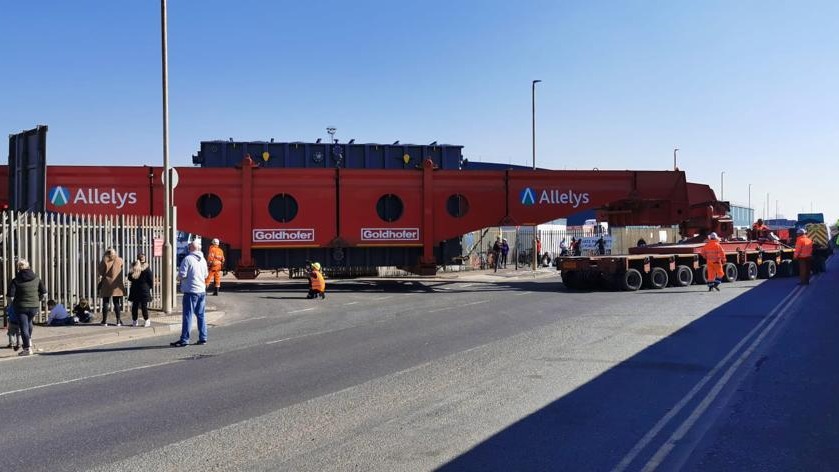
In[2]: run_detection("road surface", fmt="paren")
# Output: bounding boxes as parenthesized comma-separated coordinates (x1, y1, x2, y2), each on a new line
(0, 264, 834, 471)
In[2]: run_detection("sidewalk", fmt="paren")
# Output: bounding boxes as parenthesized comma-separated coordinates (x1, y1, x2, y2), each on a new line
(1, 309, 225, 359)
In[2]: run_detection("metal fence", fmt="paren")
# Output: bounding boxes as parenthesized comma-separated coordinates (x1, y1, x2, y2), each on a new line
(1, 211, 165, 321)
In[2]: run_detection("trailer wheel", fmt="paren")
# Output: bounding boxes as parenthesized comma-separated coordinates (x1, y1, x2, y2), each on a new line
(562, 270, 579, 290)
(694, 265, 709, 285)
(722, 263, 738, 283)
(644, 267, 669, 289)
(621, 269, 643, 291)
(777, 259, 793, 278)
(758, 260, 777, 279)
(739, 261, 758, 280)
(672, 265, 694, 287)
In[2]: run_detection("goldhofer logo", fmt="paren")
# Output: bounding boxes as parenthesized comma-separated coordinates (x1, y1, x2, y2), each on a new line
(361, 228, 420, 241)
(253, 229, 315, 242)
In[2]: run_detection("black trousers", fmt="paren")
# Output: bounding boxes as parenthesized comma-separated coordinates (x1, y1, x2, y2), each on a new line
(101, 296, 124, 324)
(131, 301, 149, 321)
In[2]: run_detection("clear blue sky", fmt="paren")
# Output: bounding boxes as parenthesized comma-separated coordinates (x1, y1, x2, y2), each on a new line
(2, 0, 837, 224)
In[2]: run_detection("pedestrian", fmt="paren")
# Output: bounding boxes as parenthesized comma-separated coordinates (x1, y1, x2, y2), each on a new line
(597, 236, 606, 255)
(171, 239, 209, 347)
(794, 228, 814, 285)
(6, 258, 46, 356)
(559, 238, 568, 256)
(500, 239, 510, 268)
(5, 305, 21, 351)
(205, 238, 225, 296)
(73, 299, 93, 323)
(307, 262, 326, 299)
(637, 238, 647, 247)
(46, 300, 74, 326)
(572, 238, 582, 256)
(492, 237, 503, 272)
(700, 232, 726, 291)
(98, 248, 126, 326)
(535, 237, 542, 260)
(127, 253, 153, 327)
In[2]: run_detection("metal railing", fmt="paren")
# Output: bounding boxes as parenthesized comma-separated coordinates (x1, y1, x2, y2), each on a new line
(1, 211, 165, 321)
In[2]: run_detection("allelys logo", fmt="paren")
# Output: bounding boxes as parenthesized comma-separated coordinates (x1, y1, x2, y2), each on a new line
(49, 186, 138, 209)
(49, 186, 70, 207)
(520, 187, 591, 209)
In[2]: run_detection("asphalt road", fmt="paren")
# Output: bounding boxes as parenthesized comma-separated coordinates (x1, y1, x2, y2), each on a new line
(0, 266, 832, 471)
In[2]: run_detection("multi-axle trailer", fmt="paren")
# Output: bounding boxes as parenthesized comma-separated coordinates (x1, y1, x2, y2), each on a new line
(557, 241, 800, 291)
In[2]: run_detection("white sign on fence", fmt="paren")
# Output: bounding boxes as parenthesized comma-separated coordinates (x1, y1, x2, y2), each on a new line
(580, 235, 612, 254)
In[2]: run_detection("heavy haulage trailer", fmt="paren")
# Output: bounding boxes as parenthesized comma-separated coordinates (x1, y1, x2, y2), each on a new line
(558, 241, 797, 292)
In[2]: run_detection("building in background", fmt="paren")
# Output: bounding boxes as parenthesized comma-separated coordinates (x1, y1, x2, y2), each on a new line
(729, 204, 754, 228)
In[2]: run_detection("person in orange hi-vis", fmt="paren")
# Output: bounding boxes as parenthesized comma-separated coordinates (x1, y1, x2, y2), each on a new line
(307, 262, 326, 299)
(793, 228, 814, 285)
(700, 232, 726, 292)
(205, 238, 225, 296)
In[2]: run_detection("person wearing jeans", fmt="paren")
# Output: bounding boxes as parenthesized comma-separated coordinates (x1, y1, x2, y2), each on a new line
(98, 248, 126, 326)
(171, 239, 209, 347)
(6, 258, 46, 356)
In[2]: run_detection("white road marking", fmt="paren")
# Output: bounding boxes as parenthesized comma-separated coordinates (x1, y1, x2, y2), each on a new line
(372, 296, 393, 301)
(0, 360, 183, 398)
(287, 307, 316, 314)
(612, 285, 803, 472)
(640, 284, 806, 471)
(224, 316, 267, 326)
(428, 307, 453, 313)
(463, 300, 490, 307)
(344, 302, 359, 306)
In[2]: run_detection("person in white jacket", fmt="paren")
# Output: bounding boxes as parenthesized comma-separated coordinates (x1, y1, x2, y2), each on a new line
(170, 239, 209, 347)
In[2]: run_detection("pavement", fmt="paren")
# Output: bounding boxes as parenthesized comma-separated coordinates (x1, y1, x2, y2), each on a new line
(1, 306, 225, 360)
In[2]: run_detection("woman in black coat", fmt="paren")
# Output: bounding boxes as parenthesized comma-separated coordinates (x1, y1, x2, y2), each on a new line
(127, 254, 153, 327)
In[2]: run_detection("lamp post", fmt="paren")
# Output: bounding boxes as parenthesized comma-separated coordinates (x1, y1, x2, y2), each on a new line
(161, 0, 175, 313)
(531, 79, 542, 271)
(673, 147, 679, 170)
(720, 171, 725, 200)
(748, 183, 752, 223)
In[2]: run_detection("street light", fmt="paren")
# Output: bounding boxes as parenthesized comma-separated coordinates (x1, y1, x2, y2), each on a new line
(673, 147, 679, 170)
(161, 0, 175, 314)
(748, 183, 752, 222)
(720, 171, 725, 200)
(531, 79, 542, 271)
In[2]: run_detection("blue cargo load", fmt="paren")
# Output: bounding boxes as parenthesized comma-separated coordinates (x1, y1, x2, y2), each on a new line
(193, 141, 463, 170)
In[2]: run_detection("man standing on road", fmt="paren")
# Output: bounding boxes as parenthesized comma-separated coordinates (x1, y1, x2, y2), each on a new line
(700, 232, 726, 292)
(171, 239, 209, 347)
(794, 228, 814, 285)
(205, 238, 225, 296)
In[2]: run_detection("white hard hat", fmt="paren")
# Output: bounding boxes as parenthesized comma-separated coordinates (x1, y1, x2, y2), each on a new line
(212, 238, 220, 245)
(708, 232, 719, 240)
(797, 228, 806, 235)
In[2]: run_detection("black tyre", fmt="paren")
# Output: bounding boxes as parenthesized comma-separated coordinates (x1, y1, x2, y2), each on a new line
(645, 267, 669, 289)
(621, 268, 643, 291)
(739, 261, 758, 280)
(777, 260, 794, 278)
(671, 265, 694, 287)
(722, 263, 738, 283)
(758, 260, 777, 279)
(562, 270, 578, 290)
(694, 265, 709, 285)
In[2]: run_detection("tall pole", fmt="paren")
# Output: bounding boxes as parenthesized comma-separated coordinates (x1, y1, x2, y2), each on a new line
(766, 193, 769, 221)
(161, 0, 174, 314)
(673, 147, 679, 170)
(531, 79, 541, 271)
(720, 171, 725, 200)
(748, 183, 752, 222)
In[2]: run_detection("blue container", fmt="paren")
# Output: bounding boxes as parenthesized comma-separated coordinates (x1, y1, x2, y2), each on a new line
(193, 141, 463, 170)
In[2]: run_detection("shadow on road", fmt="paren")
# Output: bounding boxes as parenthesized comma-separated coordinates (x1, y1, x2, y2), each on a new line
(40, 345, 172, 356)
(436, 273, 806, 472)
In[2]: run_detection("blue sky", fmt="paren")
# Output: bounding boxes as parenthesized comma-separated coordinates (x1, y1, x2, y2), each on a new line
(2, 0, 837, 224)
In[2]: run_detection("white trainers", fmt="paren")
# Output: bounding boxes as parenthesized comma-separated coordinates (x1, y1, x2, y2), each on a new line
(116, 322, 123, 327)
(144, 319, 151, 328)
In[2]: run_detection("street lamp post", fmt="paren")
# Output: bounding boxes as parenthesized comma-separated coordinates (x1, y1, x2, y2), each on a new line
(531, 80, 542, 271)
(748, 183, 752, 222)
(720, 171, 725, 200)
(161, 0, 175, 313)
(673, 147, 679, 170)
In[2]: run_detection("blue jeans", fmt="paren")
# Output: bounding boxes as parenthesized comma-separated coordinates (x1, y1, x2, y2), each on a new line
(180, 292, 207, 343)
(17, 308, 37, 350)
